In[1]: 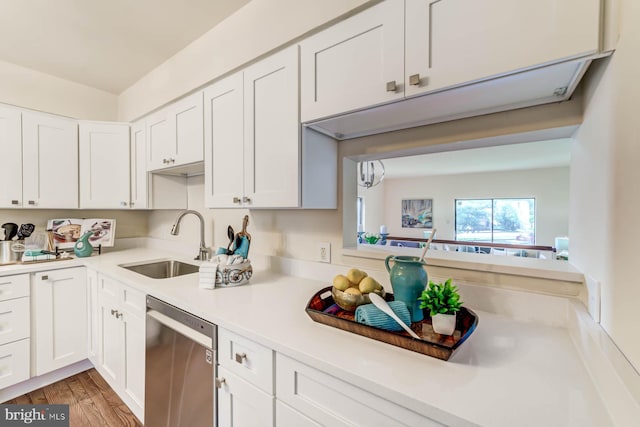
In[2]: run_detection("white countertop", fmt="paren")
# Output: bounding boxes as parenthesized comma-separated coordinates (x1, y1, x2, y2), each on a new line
(1, 248, 613, 426)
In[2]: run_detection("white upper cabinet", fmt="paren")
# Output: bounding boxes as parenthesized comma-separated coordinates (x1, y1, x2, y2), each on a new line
(404, 0, 601, 97)
(205, 46, 336, 209)
(301, 0, 604, 126)
(79, 122, 131, 209)
(204, 73, 244, 208)
(0, 105, 22, 208)
(147, 92, 204, 171)
(22, 111, 78, 208)
(130, 120, 148, 209)
(243, 45, 301, 208)
(300, 0, 404, 122)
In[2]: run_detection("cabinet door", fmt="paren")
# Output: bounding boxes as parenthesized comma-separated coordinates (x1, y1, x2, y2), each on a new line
(405, 0, 601, 97)
(146, 109, 172, 171)
(22, 112, 78, 208)
(33, 268, 87, 375)
(276, 401, 321, 427)
(170, 91, 204, 166)
(122, 308, 145, 420)
(97, 274, 123, 383)
(86, 269, 99, 364)
(204, 73, 244, 208)
(0, 105, 22, 208)
(0, 298, 29, 346)
(218, 367, 274, 427)
(244, 45, 301, 208)
(79, 122, 130, 209)
(130, 120, 148, 209)
(300, 0, 404, 122)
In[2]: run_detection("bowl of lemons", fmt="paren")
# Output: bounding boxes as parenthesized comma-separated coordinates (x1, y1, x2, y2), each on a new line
(331, 268, 385, 312)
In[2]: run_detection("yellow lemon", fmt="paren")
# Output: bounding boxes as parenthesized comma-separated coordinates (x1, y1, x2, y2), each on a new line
(346, 268, 367, 285)
(332, 274, 352, 291)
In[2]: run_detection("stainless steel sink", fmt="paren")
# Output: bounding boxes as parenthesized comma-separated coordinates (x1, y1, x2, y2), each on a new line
(120, 259, 199, 279)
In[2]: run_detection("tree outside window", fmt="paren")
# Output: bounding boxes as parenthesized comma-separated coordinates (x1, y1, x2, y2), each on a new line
(455, 198, 535, 244)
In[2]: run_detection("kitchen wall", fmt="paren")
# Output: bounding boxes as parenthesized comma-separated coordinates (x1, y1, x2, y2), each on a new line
(358, 167, 570, 246)
(571, 0, 640, 372)
(0, 210, 148, 242)
(118, 0, 378, 121)
(0, 59, 117, 120)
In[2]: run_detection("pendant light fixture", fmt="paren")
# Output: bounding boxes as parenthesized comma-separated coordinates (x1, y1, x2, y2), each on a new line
(358, 160, 385, 188)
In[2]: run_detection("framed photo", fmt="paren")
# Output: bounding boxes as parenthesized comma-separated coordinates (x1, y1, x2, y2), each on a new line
(402, 199, 433, 228)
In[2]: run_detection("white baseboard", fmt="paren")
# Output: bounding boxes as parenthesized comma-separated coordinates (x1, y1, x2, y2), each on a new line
(0, 359, 93, 403)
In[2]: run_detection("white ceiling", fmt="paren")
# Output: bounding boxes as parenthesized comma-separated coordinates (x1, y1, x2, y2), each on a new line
(381, 139, 572, 179)
(0, 0, 251, 93)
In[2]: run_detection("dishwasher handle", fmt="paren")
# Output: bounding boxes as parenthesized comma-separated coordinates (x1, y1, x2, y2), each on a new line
(147, 309, 213, 349)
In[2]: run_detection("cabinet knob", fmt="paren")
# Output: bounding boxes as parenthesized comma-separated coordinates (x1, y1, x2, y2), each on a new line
(11, 200, 19, 205)
(169, 158, 175, 164)
(111, 309, 117, 316)
(242, 197, 251, 204)
(120, 201, 128, 207)
(233, 197, 241, 204)
(28, 200, 36, 205)
(215, 377, 226, 388)
(234, 352, 247, 364)
(162, 158, 168, 164)
(130, 202, 135, 207)
(409, 74, 421, 86)
(386, 80, 397, 92)
(117, 312, 123, 319)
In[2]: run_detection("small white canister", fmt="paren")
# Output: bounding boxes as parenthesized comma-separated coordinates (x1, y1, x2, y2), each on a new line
(215, 260, 252, 287)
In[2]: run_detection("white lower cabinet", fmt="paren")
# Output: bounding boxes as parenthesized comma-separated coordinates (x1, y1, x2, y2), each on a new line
(94, 273, 145, 422)
(0, 274, 30, 389)
(32, 268, 87, 376)
(275, 400, 321, 427)
(218, 367, 274, 427)
(276, 353, 443, 427)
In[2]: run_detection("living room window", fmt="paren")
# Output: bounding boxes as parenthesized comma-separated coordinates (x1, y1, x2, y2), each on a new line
(455, 198, 535, 244)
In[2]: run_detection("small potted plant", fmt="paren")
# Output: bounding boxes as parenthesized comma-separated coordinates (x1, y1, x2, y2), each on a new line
(418, 278, 463, 335)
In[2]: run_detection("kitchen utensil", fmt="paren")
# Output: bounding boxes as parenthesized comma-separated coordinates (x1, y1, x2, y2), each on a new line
(226, 226, 235, 255)
(0, 240, 24, 265)
(233, 215, 251, 257)
(368, 293, 421, 340)
(1, 223, 18, 241)
(419, 228, 437, 262)
(17, 223, 35, 240)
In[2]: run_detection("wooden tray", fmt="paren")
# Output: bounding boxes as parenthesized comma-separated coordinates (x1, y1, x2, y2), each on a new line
(306, 286, 478, 361)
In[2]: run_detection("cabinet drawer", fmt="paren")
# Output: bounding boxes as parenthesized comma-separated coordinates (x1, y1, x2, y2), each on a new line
(0, 274, 29, 302)
(276, 354, 444, 427)
(0, 338, 30, 389)
(219, 328, 273, 394)
(218, 367, 274, 427)
(0, 297, 29, 345)
(122, 285, 145, 316)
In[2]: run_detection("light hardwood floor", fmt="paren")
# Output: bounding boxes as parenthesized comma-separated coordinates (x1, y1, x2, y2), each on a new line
(3, 369, 141, 427)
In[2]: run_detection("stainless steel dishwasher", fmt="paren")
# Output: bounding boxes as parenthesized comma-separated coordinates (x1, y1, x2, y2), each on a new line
(145, 296, 217, 427)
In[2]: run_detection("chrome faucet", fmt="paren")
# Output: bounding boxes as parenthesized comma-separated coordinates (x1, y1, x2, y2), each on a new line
(170, 210, 210, 261)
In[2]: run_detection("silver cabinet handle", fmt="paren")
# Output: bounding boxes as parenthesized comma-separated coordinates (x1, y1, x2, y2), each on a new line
(233, 197, 241, 204)
(11, 200, 19, 205)
(130, 202, 135, 207)
(28, 200, 36, 205)
(234, 352, 247, 364)
(386, 80, 397, 92)
(242, 197, 251, 204)
(117, 312, 123, 319)
(409, 74, 421, 86)
(41, 275, 49, 281)
(120, 201, 128, 207)
(215, 377, 226, 388)
(111, 309, 117, 316)
(169, 158, 175, 164)
(162, 158, 168, 164)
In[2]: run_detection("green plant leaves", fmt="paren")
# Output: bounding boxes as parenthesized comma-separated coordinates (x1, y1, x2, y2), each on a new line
(418, 278, 463, 317)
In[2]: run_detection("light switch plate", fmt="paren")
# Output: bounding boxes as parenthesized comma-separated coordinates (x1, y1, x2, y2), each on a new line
(585, 275, 601, 323)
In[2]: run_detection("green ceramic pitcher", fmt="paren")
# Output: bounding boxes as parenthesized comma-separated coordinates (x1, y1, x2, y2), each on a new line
(385, 255, 428, 323)
(74, 230, 94, 258)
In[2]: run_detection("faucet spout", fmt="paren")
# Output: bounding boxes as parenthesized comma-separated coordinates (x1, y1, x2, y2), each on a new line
(170, 210, 210, 261)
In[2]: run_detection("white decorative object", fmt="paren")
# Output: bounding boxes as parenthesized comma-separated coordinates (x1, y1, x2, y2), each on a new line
(432, 313, 456, 336)
(379, 225, 388, 234)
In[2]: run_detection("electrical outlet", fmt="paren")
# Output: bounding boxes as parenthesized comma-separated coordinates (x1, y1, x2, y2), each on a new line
(585, 275, 601, 323)
(318, 242, 331, 263)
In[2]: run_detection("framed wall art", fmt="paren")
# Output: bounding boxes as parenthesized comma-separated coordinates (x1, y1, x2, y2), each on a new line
(402, 199, 433, 228)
